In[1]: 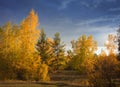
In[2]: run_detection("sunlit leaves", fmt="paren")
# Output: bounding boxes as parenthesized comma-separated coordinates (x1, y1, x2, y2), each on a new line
(105, 34, 116, 56)
(0, 10, 48, 81)
(70, 35, 97, 72)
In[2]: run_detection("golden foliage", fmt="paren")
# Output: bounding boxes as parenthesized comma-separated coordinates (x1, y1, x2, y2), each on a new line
(70, 35, 97, 72)
(105, 34, 117, 56)
(88, 55, 119, 87)
(0, 10, 49, 81)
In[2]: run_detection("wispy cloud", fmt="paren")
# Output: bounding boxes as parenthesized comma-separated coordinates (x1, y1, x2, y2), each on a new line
(75, 25, 116, 34)
(59, 0, 74, 10)
(75, 25, 117, 47)
(76, 18, 110, 26)
(106, 0, 117, 2)
(80, 0, 103, 8)
(43, 16, 117, 47)
(80, 0, 117, 8)
(76, 15, 120, 26)
(81, 1, 90, 8)
(109, 7, 120, 11)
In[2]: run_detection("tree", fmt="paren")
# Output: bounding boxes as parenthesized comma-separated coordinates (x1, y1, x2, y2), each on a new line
(12, 9, 40, 80)
(0, 10, 49, 81)
(105, 34, 116, 56)
(117, 27, 120, 60)
(19, 9, 40, 56)
(0, 10, 50, 81)
(0, 22, 20, 80)
(70, 35, 97, 72)
(36, 28, 54, 65)
(52, 32, 66, 71)
(88, 55, 119, 87)
(88, 34, 119, 87)
(66, 50, 74, 68)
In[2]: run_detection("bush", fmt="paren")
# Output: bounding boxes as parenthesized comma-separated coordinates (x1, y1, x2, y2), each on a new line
(88, 55, 119, 87)
(35, 63, 50, 81)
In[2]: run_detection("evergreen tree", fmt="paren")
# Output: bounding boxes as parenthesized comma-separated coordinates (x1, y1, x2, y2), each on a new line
(36, 28, 54, 65)
(117, 27, 120, 60)
(52, 32, 66, 71)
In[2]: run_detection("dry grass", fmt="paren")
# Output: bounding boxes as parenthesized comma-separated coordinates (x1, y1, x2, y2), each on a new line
(0, 81, 57, 87)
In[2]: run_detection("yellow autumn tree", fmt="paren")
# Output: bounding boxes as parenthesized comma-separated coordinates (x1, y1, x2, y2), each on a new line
(0, 10, 50, 81)
(20, 9, 40, 56)
(15, 9, 41, 80)
(70, 35, 97, 73)
(88, 34, 119, 87)
(0, 22, 20, 80)
(105, 34, 116, 56)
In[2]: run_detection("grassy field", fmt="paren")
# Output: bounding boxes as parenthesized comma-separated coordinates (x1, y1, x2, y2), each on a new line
(0, 80, 84, 87)
(0, 70, 120, 87)
(0, 82, 80, 87)
(0, 82, 58, 87)
(0, 81, 80, 87)
(0, 84, 56, 87)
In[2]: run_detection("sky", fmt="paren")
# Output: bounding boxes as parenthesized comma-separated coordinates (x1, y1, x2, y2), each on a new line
(0, 0, 120, 52)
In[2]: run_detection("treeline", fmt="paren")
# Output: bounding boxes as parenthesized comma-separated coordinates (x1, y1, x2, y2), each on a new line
(0, 10, 120, 87)
(0, 10, 66, 81)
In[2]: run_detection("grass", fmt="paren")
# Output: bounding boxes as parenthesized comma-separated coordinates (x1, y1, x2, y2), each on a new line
(0, 84, 55, 87)
(0, 81, 58, 87)
(0, 70, 119, 87)
(0, 83, 57, 87)
(0, 81, 80, 87)
(0, 81, 85, 87)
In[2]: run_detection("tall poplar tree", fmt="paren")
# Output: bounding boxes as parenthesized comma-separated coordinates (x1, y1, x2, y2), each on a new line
(0, 10, 49, 81)
(0, 22, 20, 79)
(70, 35, 97, 72)
(16, 9, 40, 80)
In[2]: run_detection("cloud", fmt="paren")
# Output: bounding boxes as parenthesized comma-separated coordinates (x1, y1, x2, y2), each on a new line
(76, 15, 120, 26)
(59, 0, 74, 10)
(106, 0, 117, 2)
(80, 0, 103, 8)
(81, 1, 90, 8)
(42, 16, 117, 47)
(74, 15, 118, 46)
(58, 0, 118, 10)
(80, 0, 117, 8)
(109, 7, 120, 11)
(75, 25, 116, 34)
(76, 18, 111, 26)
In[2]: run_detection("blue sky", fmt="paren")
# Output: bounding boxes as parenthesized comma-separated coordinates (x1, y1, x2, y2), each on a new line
(0, 0, 120, 50)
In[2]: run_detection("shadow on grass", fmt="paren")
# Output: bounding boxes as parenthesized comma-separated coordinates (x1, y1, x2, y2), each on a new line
(0, 81, 86, 87)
